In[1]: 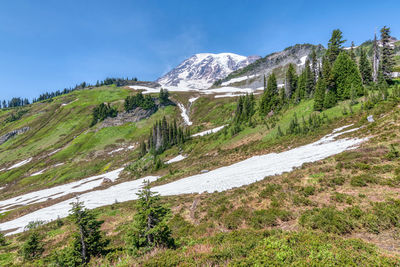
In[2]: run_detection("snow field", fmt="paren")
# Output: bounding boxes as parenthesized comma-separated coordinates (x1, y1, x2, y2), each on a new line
(0, 125, 367, 235)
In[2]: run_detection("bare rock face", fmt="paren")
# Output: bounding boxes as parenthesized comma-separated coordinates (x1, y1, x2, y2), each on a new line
(157, 53, 260, 89)
(0, 127, 30, 145)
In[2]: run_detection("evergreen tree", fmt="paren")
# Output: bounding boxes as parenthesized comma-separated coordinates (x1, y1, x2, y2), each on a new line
(311, 49, 318, 83)
(91, 103, 118, 126)
(128, 181, 174, 252)
(331, 51, 363, 100)
(69, 200, 109, 265)
(294, 71, 306, 103)
(285, 63, 297, 98)
(305, 59, 315, 97)
(313, 77, 326, 111)
(380, 26, 395, 82)
(260, 73, 278, 116)
(326, 29, 346, 64)
(324, 89, 337, 109)
(21, 231, 44, 260)
(139, 141, 147, 158)
(159, 89, 170, 104)
(349, 41, 356, 61)
(234, 94, 255, 125)
(359, 48, 373, 85)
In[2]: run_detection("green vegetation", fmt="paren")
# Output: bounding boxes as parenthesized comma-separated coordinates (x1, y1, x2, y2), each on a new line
(124, 92, 156, 112)
(90, 102, 118, 126)
(127, 181, 175, 254)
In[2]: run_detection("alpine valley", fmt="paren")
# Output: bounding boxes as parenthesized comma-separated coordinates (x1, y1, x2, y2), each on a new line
(1, 27, 400, 266)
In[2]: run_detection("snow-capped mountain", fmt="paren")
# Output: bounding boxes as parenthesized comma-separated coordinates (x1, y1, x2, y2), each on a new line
(157, 53, 260, 89)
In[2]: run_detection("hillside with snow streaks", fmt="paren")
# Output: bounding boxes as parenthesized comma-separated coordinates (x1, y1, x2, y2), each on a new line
(0, 125, 367, 235)
(157, 53, 260, 89)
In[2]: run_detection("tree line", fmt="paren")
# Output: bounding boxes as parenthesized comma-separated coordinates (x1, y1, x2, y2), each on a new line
(0, 77, 139, 110)
(146, 116, 190, 155)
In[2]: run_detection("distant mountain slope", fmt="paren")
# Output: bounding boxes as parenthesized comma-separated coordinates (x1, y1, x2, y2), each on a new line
(213, 44, 326, 88)
(156, 53, 260, 89)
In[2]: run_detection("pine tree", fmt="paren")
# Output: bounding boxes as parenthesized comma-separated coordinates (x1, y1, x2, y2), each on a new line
(359, 48, 372, 85)
(69, 200, 109, 265)
(313, 77, 326, 111)
(324, 89, 337, 109)
(326, 29, 346, 64)
(21, 231, 44, 260)
(285, 63, 297, 98)
(305, 59, 315, 97)
(331, 51, 363, 100)
(349, 41, 356, 61)
(260, 73, 278, 116)
(296, 72, 306, 103)
(311, 49, 318, 83)
(380, 26, 395, 82)
(139, 141, 147, 158)
(128, 181, 174, 252)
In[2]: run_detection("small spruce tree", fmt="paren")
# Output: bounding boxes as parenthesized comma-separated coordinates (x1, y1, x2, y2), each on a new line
(21, 231, 44, 260)
(127, 181, 174, 253)
(69, 199, 109, 265)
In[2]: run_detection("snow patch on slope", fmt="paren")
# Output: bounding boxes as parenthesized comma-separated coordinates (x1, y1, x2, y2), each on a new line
(0, 168, 124, 214)
(7, 158, 32, 170)
(192, 125, 227, 137)
(0, 125, 367, 235)
(166, 155, 187, 164)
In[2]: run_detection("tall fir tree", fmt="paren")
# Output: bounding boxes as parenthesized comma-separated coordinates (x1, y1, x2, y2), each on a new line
(379, 26, 395, 82)
(311, 49, 318, 83)
(331, 51, 363, 100)
(304, 59, 315, 97)
(359, 48, 373, 85)
(313, 76, 326, 111)
(127, 181, 175, 252)
(69, 200, 109, 265)
(260, 73, 279, 116)
(285, 63, 297, 98)
(349, 41, 356, 61)
(326, 29, 346, 64)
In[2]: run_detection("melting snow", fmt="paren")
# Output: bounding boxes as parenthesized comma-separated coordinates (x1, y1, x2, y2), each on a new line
(192, 125, 227, 137)
(31, 170, 45, 176)
(0, 168, 123, 215)
(298, 55, 307, 66)
(221, 75, 257, 86)
(7, 158, 32, 170)
(177, 102, 192, 126)
(0, 125, 367, 235)
(166, 155, 187, 164)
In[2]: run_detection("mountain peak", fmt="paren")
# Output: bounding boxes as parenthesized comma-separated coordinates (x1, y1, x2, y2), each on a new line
(157, 53, 260, 89)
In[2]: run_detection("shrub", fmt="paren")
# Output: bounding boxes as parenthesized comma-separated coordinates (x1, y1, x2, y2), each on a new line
(386, 144, 400, 160)
(259, 184, 282, 198)
(299, 207, 354, 234)
(300, 186, 316, 197)
(350, 174, 377, 187)
(0, 232, 6, 246)
(250, 209, 291, 229)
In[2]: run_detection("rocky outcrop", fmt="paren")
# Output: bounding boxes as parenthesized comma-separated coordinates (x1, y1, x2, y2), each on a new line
(0, 127, 30, 145)
(100, 107, 157, 129)
(99, 101, 175, 129)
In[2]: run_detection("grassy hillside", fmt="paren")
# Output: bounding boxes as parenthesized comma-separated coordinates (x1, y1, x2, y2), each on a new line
(0, 83, 400, 265)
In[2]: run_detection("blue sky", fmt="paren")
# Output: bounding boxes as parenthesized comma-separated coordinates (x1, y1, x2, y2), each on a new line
(1, 0, 399, 100)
